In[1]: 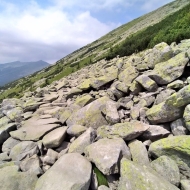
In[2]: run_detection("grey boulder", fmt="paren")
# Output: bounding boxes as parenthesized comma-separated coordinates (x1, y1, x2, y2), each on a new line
(0, 165, 38, 190)
(66, 97, 110, 129)
(118, 158, 179, 190)
(151, 155, 180, 186)
(42, 127, 67, 148)
(35, 153, 92, 190)
(68, 127, 96, 154)
(85, 138, 131, 175)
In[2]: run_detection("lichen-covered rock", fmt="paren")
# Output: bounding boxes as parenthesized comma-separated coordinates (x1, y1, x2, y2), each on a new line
(5, 107, 23, 122)
(146, 101, 183, 124)
(85, 138, 131, 175)
(118, 63, 139, 86)
(129, 80, 143, 95)
(115, 82, 129, 93)
(0, 116, 10, 127)
(143, 42, 173, 69)
(147, 85, 190, 124)
(130, 106, 140, 120)
(67, 125, 87, 137)
(135, 75, 158, 92)
(148, 84, 190, 124)
(151, 155, 180, 186)
(67, 97, 110, 129)
(0, 165, 38, 190)
(74, 95, 94, 107)
(167, 80, 184, 89)
(43, 92, 59, 103)
(1, 98, 23, 112)
(181, 180, 190, 190)
(22, 111, 33, 120)
(154, 89, 175, 105)
(0, 161, 17, 169)
(10, 141, 39, 162)
(35, 153, 92, 190)
(66, 87, 83, 99)
(42, 127, 67, 148)
(97, 121, 149, 140)
(128, 139, 149, 165)
(149, 136, 190, 168)
(59, 109, 72, 124)
(108, 86, 124, 100)
(55, 79, 68, 90)
(2, 137, 20, 154)
(183, 104, 190, 131)
(68, 127, 96, 154)
(77, 78, 91, 90)
(90, 67, 118, 89)
(118, 158, 179, 190)
(149, 52, 189, 85)
(165, 84, 190, 108)
(22, 98, 43, 112)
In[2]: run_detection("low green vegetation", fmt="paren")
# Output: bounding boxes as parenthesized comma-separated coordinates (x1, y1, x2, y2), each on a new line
(0, 55, 96, 102)
(106, 3, 190, 59)
(93, 166, 108, 187)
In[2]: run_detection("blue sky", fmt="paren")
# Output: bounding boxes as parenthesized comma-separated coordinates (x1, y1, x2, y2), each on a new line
(0, 0, 174, 64)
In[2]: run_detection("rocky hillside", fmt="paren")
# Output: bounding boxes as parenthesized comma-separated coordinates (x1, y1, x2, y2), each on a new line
(0, 39, 190, 189)
(0, 60, 49, 86)
(0, 0, 189, 102)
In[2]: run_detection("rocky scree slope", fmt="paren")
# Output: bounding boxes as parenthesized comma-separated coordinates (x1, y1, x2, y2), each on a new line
(0, 39, 190, 190)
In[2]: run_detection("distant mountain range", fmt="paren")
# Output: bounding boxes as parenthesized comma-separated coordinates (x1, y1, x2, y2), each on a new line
(0, 60, 49, 86)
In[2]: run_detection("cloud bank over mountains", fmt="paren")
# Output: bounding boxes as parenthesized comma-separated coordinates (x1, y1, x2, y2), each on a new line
(0, 0, 173, 64)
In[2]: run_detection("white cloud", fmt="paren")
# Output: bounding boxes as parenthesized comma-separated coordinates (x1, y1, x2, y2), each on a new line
(0, 1, 117, 64)
(0, 0, 175, 64)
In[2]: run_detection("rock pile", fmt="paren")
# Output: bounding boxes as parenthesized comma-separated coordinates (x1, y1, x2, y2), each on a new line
(0, 39, 190, 190)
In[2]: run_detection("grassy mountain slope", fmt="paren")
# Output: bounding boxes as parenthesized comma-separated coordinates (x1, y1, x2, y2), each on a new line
(0, 0, 189, 102)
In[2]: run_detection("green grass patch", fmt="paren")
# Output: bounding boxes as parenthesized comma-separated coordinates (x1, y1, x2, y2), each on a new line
(93, 166, 108, 187)
(106, 3, 190, 59)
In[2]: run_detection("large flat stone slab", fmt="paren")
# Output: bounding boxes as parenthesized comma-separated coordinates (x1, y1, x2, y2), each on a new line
(35, 153, 92, 190)
(97, 120, 149, 141)
(42, 127, 67, 148)
(10, 117, 60, 141)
